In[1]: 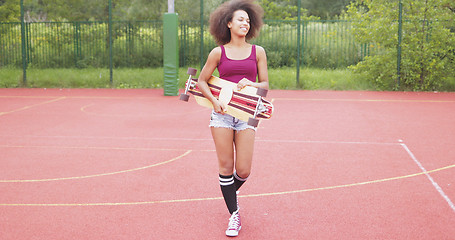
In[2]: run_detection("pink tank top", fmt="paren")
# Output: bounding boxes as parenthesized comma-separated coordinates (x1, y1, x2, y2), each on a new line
(217, 45, 257, 84)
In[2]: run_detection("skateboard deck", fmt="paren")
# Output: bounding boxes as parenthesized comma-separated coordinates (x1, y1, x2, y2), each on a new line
(180, 68, 274, 127)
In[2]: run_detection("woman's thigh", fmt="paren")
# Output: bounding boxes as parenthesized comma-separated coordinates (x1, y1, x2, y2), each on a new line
(211, 127, 235, 175)
(234, 129, 256, 178)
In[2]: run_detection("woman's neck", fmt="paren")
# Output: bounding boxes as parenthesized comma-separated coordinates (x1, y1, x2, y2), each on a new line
(226, 37, 249, 48)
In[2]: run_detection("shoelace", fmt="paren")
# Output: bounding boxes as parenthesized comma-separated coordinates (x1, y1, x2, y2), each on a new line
(228, 212, 240, 230)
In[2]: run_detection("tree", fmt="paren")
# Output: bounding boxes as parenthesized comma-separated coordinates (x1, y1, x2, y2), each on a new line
(0, 0, 20, 22)
(302, 0, 351, 19)
(347, 0, 455, 91)
(258, 0, 321, 20)
(114, 0, 167, 21)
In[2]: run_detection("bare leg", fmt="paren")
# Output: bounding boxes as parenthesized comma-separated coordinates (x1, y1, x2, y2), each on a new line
(234, 128, 255, 179)
(211, 127, 235, 175)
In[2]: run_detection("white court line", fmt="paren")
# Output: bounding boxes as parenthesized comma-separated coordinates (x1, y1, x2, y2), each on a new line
(257, 139, 400, 145)
(401, 143, 455, 213)
(0, 97, 66, 116)
(0, 134, 401, 146)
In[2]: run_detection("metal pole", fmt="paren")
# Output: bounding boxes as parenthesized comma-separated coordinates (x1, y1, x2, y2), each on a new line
(397, 0, 403, 88)
(20, 0, 27, 85)
(296, 0, 301, 86)
(168, 0, 175, 13)
(108, 0, 113, 85)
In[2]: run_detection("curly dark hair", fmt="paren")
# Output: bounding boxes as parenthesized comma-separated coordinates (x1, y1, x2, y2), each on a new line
(209, 0, 264, 45)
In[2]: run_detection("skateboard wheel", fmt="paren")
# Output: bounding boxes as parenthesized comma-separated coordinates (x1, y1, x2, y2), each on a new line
(256, 88, 268, 97)
(179, 93, 190, 102)
(247, 118, 259, 127)
(187, 67, 197, 76)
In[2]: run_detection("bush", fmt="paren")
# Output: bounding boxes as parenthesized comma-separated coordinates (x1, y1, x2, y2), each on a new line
(347, 0, 455, 91)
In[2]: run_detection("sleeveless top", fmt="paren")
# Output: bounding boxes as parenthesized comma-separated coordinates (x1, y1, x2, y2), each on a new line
(217, 45, 257, 84)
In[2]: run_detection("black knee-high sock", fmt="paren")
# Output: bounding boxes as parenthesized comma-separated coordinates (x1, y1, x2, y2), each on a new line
(219, 174, 238, 214)
(234, 171, 248, 191)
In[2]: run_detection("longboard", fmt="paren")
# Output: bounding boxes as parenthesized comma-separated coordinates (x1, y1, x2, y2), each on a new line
(179, 68, 273, 127)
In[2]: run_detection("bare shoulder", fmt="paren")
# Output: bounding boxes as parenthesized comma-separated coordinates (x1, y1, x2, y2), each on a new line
(255, 45, 267, 61)
(209, 46, 222, 58)
(255, 45, 267, 56)
(205, 46, 222, 65)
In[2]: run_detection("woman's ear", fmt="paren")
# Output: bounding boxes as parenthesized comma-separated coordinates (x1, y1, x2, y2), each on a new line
(227, 22, 232, 29)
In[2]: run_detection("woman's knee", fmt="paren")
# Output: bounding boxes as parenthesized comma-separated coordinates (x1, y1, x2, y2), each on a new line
(234, 167, 251, 179)
(218, 157, 234, 175)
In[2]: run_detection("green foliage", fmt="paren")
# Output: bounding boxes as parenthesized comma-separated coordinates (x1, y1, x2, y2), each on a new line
(0, 0, 20, 22)
(259, 0, 298, 20)
(17, 0, 352, 22)
(347, 0, 455, 91)
(301, 0, 352, 19)
(0, 21, 164, 68)
(255, 20, 373, 68)
(114, 0, 167, 21)
(0, 19, 374, 69)
(259, 0, 351, 20)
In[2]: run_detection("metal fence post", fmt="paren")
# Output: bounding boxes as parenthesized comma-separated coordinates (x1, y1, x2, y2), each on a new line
(108, 0, 113, 85)
(397, 0, 403, 88)
(296, 0, 301, 86)
(74, 22, 80, 67)
(20, 0, 27, 85)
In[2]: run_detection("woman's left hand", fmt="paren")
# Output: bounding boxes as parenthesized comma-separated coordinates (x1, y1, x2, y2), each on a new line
(237, 78, 253, 91)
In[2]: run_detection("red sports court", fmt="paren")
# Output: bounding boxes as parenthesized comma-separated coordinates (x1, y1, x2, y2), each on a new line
(1, 88, 454, 239)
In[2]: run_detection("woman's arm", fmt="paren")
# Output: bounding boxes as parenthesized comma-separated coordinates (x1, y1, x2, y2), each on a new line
(197, 47, 226, 113)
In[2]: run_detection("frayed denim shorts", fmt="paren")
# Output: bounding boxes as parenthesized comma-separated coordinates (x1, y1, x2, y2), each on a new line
(209, 110, 256, 132)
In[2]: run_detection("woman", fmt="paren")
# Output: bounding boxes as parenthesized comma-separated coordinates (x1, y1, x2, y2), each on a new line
(197, 0, 268, 237)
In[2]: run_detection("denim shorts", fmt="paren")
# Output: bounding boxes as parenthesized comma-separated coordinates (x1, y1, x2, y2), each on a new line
(209, 111, 256, 132)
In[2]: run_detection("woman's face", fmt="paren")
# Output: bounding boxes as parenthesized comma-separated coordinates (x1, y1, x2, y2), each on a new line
(228, 10, 250, 37)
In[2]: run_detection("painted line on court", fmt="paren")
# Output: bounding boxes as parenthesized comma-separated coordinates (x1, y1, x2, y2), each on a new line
(80, 103, 209, 117)
(274, 98, 455, 103)
(0, 135, 216, 141)
(0, 150, 192, 183)
(0, 95, 162, 100)
(401, 143, 455, 212)
(0, 97, 66, 116)
(1, 163, 454, 207)
(0, 96, 58, 99)
(2, 94, 454, 103)
(0, 144, 192, 151)
(0, 134, 401, 146)
(257, 139, 401, 146)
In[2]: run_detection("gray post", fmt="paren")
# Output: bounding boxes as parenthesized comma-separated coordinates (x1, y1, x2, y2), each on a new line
(168, 0, 175, 13)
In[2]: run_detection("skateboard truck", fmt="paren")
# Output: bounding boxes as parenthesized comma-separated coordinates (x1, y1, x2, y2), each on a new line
(180, 68, 198, 102)
(248, 91, 268, 127)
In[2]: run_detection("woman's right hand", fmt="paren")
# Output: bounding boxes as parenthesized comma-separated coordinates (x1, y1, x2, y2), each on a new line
(212, 99, 227, 114)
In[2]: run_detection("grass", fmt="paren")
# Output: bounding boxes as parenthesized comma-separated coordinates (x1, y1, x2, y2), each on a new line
(0, 67, 375, 91)
(268, 67, 374, 90)
(0, 67, 453, 91)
